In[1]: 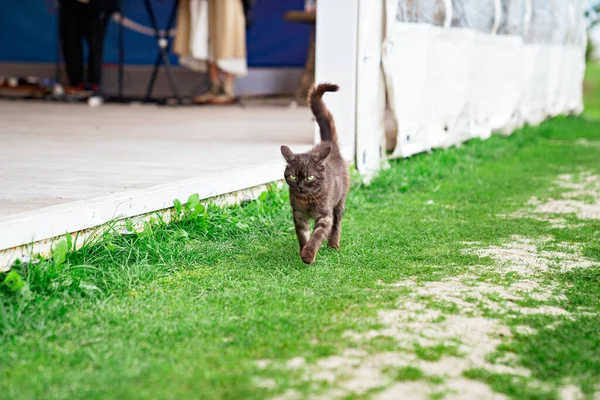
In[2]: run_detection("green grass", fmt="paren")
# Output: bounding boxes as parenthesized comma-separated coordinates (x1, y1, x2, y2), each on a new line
(391, 366, 425, 382)
(500, 268, 600, 395)
(413, 344, 463, 362)
(463, 369, 556, 400)
(1, 64, 600, 399)
(584, 63, 600, 119)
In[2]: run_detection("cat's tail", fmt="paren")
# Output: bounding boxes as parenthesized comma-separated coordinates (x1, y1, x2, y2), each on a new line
(308, 83, 339, 143)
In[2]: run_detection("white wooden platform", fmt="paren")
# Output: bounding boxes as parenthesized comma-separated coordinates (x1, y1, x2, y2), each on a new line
(0, 99, 314, 266)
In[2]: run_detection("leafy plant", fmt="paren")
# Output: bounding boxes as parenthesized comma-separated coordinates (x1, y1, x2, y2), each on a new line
(2, 270, 26, 293)
(173, 193, 206, 221)
(53, 239, 69, 269)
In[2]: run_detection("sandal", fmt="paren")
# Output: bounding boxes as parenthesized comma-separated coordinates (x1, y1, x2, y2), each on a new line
(209, 80, 236, 105)
(193, 81, 221, 104)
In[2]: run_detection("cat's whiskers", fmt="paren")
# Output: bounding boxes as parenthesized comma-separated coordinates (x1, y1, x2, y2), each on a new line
(310, 193, 323, 207)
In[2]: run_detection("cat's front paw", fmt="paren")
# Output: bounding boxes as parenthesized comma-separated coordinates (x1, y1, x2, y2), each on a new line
(300, 246, 317, 264)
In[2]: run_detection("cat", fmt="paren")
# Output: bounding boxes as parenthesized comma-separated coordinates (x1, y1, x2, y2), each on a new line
(280, 83, 350, 264)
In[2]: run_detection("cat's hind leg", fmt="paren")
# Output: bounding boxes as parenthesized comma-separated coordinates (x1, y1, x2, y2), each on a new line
(328, 201, 345, 249)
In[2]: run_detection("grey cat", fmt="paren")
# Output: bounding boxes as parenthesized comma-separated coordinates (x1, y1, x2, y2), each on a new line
(280, 83, 350, 264)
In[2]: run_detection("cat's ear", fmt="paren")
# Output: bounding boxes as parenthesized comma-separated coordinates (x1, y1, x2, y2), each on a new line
(314, 145, 331, 163)
(280, 145, 295, 163)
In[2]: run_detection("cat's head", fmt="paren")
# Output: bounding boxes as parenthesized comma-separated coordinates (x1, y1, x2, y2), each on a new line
(280, 145, 331, 195)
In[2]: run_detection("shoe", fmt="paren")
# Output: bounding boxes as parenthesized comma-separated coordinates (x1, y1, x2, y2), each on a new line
(209, 80, 235, 105)
(193, 81, 221, 104)
(64, 83, 90, 98)
(87, 82, 100, 94)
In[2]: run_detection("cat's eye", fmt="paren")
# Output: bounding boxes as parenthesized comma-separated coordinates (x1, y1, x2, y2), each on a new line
(306, 176, 315, 181)
(289, 175, 297, 181)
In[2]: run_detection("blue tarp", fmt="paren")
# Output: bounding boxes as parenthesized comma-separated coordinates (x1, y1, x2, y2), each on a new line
(0, 0, 309, 67)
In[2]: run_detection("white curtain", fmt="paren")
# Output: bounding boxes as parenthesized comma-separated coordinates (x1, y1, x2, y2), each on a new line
(382, 0, 587, 158)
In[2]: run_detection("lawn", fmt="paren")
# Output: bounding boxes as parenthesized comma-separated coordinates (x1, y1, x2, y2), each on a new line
(1, 65, 600, 400)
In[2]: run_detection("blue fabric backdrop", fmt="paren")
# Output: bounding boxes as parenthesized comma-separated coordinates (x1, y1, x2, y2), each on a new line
(0, 0, 309, 67)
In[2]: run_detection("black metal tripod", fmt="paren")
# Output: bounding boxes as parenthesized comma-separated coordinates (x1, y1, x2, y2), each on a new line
(55, 0, 182, 103)
(143, 0, 182, 104)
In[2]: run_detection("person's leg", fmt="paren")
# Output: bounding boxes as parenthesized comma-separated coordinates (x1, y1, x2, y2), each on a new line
(193, 0, 222, 104)
(59, 0, 84, 87)
(84, 9, 109, 92)
(208, 0, 246, 105)
(209, 62, 220, 84)
(193, 62, 222, 104)
(193, 1, 219, 104)
(210, 71, 235, 104)
(223, 72, 234, 96)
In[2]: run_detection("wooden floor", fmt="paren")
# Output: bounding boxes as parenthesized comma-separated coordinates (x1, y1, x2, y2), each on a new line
(0, 99, 314, 254)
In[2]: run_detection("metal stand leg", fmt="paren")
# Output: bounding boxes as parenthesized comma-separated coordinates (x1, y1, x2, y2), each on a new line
(143, 0, 182, 104)
(145, 52, 162, 100)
